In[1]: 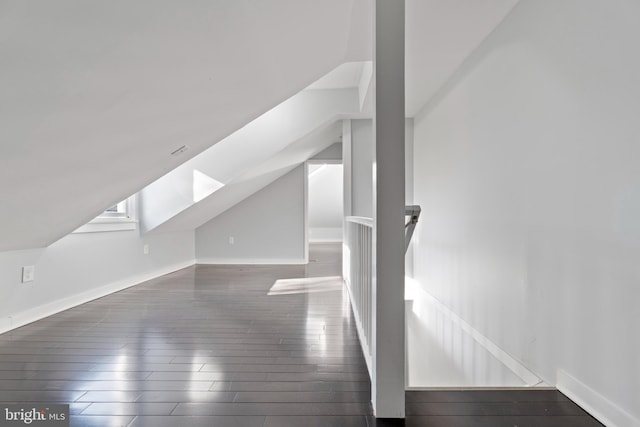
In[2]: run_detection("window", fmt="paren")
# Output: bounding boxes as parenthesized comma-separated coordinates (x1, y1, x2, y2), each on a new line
(97, 199, 131, 220)
(73, 196, 137, 233)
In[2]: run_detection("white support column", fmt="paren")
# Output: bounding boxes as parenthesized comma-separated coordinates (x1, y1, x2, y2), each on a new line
(371, 0, 405, 418)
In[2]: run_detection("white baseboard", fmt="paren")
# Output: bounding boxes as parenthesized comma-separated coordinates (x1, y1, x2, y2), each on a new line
(557, 369, 639, 427)
(196, 258, 307, 265)
(0, 259, 195, 335)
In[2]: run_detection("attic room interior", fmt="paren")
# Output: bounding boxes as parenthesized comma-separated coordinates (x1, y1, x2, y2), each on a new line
(1, 1, 638, 426)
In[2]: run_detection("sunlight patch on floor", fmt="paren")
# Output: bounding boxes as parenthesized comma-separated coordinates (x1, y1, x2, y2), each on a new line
(269, 276, 343, 296)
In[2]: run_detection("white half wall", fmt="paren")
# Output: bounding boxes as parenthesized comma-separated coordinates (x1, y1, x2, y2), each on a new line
(411, 1, 640, 425)
(196, 166, 306, 264)
(0, 228, 195, 334)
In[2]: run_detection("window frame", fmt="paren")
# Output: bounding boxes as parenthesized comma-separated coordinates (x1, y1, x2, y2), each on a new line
(73, 196, 137, 233)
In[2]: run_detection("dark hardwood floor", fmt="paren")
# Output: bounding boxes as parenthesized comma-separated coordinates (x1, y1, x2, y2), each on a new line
(0, 244, 603, 427)
(400, 389, 604, 427)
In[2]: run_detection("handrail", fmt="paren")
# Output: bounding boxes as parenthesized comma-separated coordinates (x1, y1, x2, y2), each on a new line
(346, 206, 420, 254)
(343, 205, 421, 379)
(345, 216, 373, 227)
(404, 205, 421, 253)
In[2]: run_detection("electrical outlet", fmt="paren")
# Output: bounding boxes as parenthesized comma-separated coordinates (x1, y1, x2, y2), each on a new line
(22, 266, 35, 283)
(229, 236, 235, 245)
(143, 244, 150, 255)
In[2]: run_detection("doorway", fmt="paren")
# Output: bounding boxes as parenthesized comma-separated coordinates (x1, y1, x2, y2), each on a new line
(306, 161, 343, 245)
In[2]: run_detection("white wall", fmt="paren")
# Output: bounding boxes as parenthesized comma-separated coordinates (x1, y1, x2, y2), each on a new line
(0, 228, 195, 334)
(349, 119, 415, 273)
(309, 164, 343, 242)
(311, 142, 343, 161)
(404, 118, 415, 278)
(411, 1, 640, 426)
(196, 166, 306, 264)
(351, 119, 374, 218)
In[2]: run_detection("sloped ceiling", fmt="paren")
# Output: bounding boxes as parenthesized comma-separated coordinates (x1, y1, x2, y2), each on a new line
(0, 0, 366, 251)
(405, 0, 519, 116)
(0, 0, 519, 252)
(139, 85, 361, 234)
(162, 122, 344, 234)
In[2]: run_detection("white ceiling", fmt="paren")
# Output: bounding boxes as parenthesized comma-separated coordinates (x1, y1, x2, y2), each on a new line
(140, 87, 359, 233)
(0, 0, 363, 251)
(304, 0, 520, 115)
(0, 0, 519, 252)
(405, 0, 519, 116)
(159, 122, 344, 234)
(308, 62, 367, 90)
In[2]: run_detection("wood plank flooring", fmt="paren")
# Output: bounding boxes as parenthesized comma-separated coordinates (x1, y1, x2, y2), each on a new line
(0, 244, 603, 427)
(401, 390, 604, 427)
